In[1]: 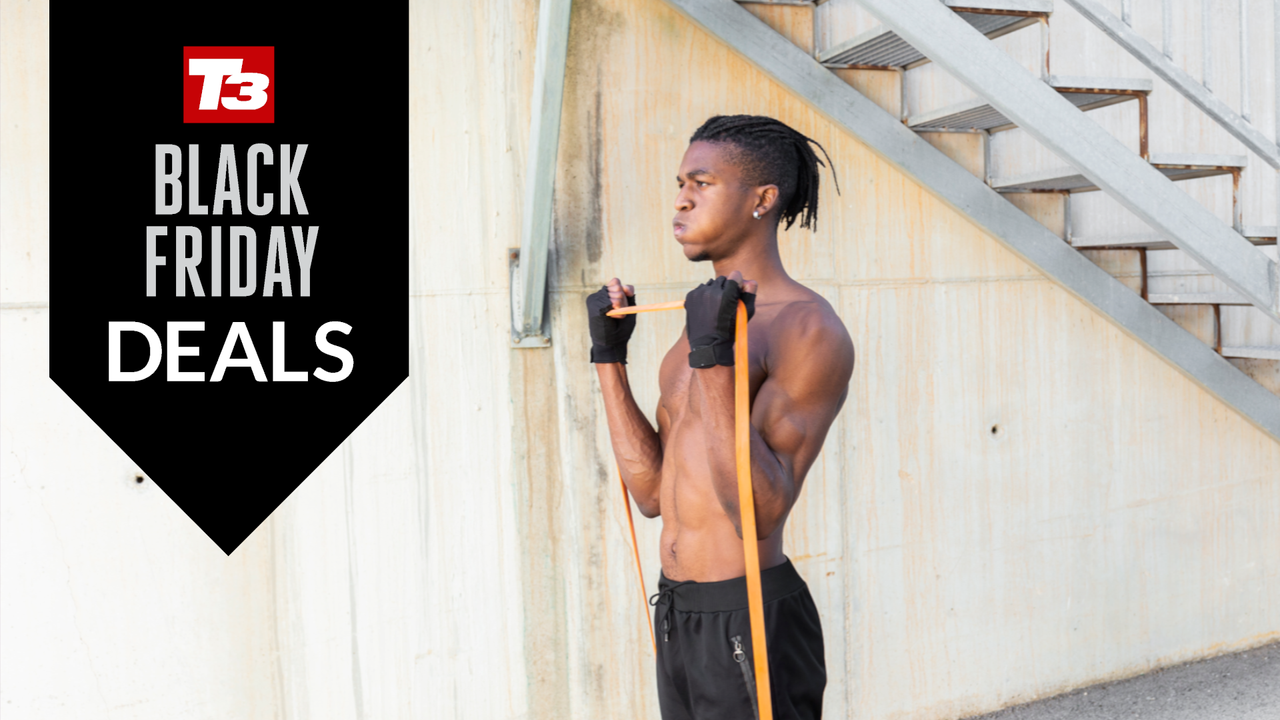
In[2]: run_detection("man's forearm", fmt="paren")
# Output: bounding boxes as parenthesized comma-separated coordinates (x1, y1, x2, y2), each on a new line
(691, 366, 793, 538)
(596, 362, 664, 516)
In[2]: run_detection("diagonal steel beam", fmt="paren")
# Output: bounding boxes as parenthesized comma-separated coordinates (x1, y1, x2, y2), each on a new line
(657, 0, 1280, 441)
(854, 0, 1279, 324)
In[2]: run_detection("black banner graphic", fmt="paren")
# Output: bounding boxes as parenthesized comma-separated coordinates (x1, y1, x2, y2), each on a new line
(50, 4, 409, 553)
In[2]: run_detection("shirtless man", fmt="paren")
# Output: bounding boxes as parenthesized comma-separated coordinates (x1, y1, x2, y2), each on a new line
(586, 115, 855, 719)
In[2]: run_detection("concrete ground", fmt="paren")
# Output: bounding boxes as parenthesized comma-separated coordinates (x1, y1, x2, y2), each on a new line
(966, 640, 1280, 720)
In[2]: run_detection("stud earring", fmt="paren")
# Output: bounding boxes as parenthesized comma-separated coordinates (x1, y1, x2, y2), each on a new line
(752, 209, 761, 219)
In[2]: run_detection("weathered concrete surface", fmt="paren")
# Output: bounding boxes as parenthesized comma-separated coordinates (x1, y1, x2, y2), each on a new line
(1, 2, 282, 718)
(967, 639, 1280, 719)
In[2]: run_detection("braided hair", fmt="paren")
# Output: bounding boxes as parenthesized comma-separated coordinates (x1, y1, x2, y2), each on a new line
(689, 114, 840, 232)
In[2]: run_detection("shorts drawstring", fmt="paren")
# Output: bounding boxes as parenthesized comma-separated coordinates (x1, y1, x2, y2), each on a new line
(649, 580, 694, 642)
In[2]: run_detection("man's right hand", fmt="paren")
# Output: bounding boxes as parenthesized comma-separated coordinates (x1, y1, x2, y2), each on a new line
(587, 278, 637, 364)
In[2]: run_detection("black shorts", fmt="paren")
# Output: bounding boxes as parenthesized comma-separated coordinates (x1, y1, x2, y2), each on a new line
(650, 558, 826, 720)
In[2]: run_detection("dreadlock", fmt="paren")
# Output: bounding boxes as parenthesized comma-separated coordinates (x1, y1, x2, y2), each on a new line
(689, 114, 840, 232)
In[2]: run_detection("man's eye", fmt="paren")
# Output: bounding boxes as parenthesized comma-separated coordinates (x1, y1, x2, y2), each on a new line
(697, 181, 708, 187)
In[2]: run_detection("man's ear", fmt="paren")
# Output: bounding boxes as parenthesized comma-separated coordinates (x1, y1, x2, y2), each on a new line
(757, 184, 779, 214)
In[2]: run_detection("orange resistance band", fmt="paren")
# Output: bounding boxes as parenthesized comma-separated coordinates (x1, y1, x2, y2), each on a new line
(607, 299, 773, 720)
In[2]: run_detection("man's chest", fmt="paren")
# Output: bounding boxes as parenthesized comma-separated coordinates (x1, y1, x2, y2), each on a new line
(657, 330, 770, 418)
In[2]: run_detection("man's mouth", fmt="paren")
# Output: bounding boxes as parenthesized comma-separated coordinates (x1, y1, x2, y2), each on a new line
(673, 222, 686, 237)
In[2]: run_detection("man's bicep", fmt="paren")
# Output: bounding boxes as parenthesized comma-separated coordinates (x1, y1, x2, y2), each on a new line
(752, 376, 837, 476)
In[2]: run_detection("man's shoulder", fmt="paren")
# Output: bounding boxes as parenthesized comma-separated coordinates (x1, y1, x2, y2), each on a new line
(765, 287, 854, 371)
(770, 288, 849, 342)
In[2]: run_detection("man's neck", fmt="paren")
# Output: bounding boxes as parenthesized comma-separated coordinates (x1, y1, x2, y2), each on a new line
(710, 233, 791, 290)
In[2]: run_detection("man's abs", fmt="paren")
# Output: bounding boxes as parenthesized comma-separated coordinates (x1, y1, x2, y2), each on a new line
(655, 394, 786, 582)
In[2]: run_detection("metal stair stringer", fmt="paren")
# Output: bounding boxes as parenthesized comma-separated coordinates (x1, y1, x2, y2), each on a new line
(657, 0, 1280, 442)
(855, 0, 1280, 325)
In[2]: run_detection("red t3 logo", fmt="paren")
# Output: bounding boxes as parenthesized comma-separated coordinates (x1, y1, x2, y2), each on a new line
(183, 46, 274, 123)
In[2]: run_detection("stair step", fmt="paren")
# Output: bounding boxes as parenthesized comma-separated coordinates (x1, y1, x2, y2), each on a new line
(819, 0, 1052, 68)
(1222, 346, 1280, 360)
(1147, 292, 1251, 305)
(1070, 226, 1277, 250)
(993, 153, 1246, 192)
(907, 76, 1151, 131)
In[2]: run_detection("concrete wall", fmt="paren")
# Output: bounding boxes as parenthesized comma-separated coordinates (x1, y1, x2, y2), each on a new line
(2, 1, 1277, 719)
(0, 2, 281, 718)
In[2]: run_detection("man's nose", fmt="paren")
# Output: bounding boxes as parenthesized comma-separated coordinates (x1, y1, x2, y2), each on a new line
(674, 187, 692, 211)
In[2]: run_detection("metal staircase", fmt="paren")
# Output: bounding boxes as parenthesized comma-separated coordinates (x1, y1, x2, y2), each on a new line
(907, 75, 1152, 132)
(818, 0, 1052, 68)
(831, 0, 1279, 325)
(658, 0, 1280, 440)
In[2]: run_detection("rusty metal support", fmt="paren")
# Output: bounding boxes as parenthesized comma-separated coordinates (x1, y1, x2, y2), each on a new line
(1214, 303, 1223, 353)
(822, 62, 902, 70)
(947, 6, 1047, 18)
(1139, 246, 1149, 301)
(1138, 92, 1149, 160)
(1231, 168, 1242, 232)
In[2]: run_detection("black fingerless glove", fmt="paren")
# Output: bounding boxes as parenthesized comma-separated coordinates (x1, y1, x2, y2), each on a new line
(586, 285, 637, 364)
(684, 276, 756, 368)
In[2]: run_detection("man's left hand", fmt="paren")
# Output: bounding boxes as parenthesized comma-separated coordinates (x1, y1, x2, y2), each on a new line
(684, 270, 757, 368)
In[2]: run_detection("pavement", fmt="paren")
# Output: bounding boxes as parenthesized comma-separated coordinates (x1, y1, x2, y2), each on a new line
(966, 640, 1280, 720)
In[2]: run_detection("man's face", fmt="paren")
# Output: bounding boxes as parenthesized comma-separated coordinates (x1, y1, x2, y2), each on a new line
(672, 140, 760, 263)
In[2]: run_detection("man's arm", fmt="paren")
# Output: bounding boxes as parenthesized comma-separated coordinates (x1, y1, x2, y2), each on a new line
(591, 276, 665, 517)
(693, 304, 854, 538)
(596, 362, 664, 517)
